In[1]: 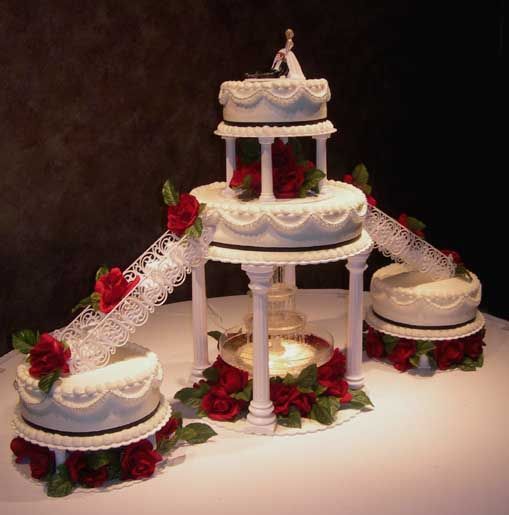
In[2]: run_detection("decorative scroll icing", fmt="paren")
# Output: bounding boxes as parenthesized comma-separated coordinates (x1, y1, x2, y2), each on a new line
(219, 79, 330, 107)
(364, 205, 456, 280)
(53, 229, 213, 374)
(214, 120, 337, 138)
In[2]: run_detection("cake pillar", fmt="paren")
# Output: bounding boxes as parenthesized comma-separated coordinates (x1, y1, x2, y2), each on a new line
(345, 248, 371, 389)
(258, 137, 275, 202)
(223, 136, 236, 190)
(242, 264, 276, 433)
(190, 261, 210, 382)
(313, 135, 329, 192)
(283, 265, 296, 288)
(52, 449, 67, 466)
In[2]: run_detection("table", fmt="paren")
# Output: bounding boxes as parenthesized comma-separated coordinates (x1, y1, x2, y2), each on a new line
(1, 290, 508, 515)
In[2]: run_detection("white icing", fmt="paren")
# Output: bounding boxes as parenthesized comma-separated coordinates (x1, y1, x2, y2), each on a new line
(15, 342, 163, 433)
(219, 79, 330, 124)
(214, 120, 337, 138)
(370, 263, 482, 327)
(192, 180, 366, 249)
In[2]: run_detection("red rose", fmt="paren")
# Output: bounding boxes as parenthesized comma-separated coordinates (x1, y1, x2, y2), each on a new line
(365, 327, 385, 359)
(317, 348, 346, 381)
(167, 193, 200, 237)
(367, 195, 377, 207)
(441, 249, 462, 264)
(269, 381, 300, 416)
(201, 385, 244, 421)
(65, 451, 87, 482)
(387, 340, 417, 372)
(434, 340, 465, 370)
(80, 465, 109, 488)
(28, 333, 70, 379)
(318, 378, 352, 403)
(94, 268, 140, 313)
(218, 366, 249, 394)
(274, 165, 305, 199)
(156, 416, 182, 443)
(342, 174, 353, 184)
(464, 331, 485, 360)
(28, 445, 55, 479)
(11, 437, 33, 463)
(271, 138, 297, 173)
(229, 163, 261, 195)
(211, 355, 232, 374)
(398, 213, 409, 227)
(292, 391, 316, 416)
(120, 440, 162, 480)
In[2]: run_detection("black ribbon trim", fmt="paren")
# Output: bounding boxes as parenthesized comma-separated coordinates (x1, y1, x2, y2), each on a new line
(22, 403, 161, 437)
(223, 117, 328, 128)
(210, 236, 360, 253)
(372, 310, 477, 331)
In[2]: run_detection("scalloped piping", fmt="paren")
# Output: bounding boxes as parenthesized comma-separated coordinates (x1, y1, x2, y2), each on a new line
(12, 396, 172, 451)
(219, 79, 330, 107)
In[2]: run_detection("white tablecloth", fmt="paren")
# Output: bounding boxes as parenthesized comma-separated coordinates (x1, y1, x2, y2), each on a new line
(1, 290, 508, 515)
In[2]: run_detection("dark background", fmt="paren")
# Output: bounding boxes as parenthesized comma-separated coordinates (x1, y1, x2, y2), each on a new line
(1, 1, 505, 356)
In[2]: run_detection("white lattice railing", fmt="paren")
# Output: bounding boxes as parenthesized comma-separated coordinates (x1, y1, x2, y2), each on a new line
(54, 228, 214, 374)
(365, 205, 455, 280)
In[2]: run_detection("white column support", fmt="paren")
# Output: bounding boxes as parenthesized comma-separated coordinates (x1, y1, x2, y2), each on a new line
(313, 135, 329, 192)
(242, 264, 276, 434)
(345, 248, 372, 389)
(223, 137, 236, 189)
(190, 261, 210, 382)
(280, 137, 288, 144)
(52, 449, 67, 466)
(283, 265, 296, 288)
(258, 137, 275, 202)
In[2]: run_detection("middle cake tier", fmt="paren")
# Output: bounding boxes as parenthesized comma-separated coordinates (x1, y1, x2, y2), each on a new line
(193, 179, 367, 249)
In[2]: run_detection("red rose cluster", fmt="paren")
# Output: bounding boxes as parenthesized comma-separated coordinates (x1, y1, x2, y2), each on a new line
(10, 437, 55, 479)
(167, 193, 200, 236)
(94, 267, 140, 314)
(397, 213, 426, 239)
(230, 138, 316, 199)
(342, 173, 377, 207)
(28, 333, 71, 379)
(365, 326, 486, 372)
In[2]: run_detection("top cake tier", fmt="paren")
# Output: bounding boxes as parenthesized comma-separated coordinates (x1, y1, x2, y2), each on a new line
(219, 78, 331, 125)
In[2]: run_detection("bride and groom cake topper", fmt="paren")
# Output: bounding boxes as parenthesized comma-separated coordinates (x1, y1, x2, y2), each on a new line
(245, 28, 306, 80)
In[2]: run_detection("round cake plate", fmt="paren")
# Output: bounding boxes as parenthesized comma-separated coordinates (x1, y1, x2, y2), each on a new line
(365, 307, 485, 341)
(214, 120, 337, 139)
(206, 404, 367, 437)
(11, 394, 172, 452)
(207, 230, 373, 266)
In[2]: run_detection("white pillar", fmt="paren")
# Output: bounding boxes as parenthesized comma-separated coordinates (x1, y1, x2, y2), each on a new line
(223, 137, 236, 189)
(52, 449, 67, 466)
(242, 264, 276, 434)
(190, 262, 210, 382)
(283, 265, 296, 288)
(259, 137, 275, 202)
(280, 137, 288, 144)
(313, 135, 329, 192)
(345, 248, 371, 389)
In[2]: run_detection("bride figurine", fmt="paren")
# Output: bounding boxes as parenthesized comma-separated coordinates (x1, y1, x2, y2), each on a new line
(245, 29, 306, 80)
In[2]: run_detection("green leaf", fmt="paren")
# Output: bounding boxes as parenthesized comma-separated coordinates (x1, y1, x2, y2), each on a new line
(179, 423, 217, 444)
(348, 389, 374, 408)
(202, 366, 219, 384)
(474, 354, 484, 368)
(207, 331, 223, 343)
(231, 381, 253, 402)
(12, 329, 39, 354)
(157, 433, 179, 455)
(71, 295, 92, 313)
(358, 183, 372, 195)
(301, 168, 326, 195)
(238, 138, 260, 164)
(174, 383, 210, 408)
(455, 264, 473, 282)
(296, 364, 318, 390)
(95, 265, 109, 281)
(282, 373, 298, 386)
(309, 397, 336, 425)
(277, 407, 302, 428)
(382, 334, 399, 354)
(409, 355, 421, 368)
(199, 203, 206, 214)
(352, 163, 369, 185)
(416, 340, 436, 355)
(407, 216, 426, 231)
(297, 386, 315, 394)
(107, 453, 121, 480)
(460, 361, 477, 372)
(38, 370, 60, 394)
(47, 465, 74, 497)
(162, 179, 180, 206)
(86, 450, 116, 470)
(185, 217, 203, 238)
(196, 408, 208, 418)
(314, 384, 328, 396)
